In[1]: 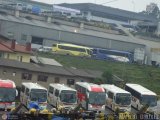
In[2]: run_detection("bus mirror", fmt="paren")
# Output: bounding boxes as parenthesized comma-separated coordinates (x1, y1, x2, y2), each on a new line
(86, 92, 89, 98)
(16, 90, 18, 97)
(106, 94, 108, 99)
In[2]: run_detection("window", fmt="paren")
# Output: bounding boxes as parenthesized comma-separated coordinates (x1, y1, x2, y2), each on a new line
(21, 34, 27, 41)
(49, 86, 54, 94)
(0, 52, 4, 58)
(55, 77, 60, 83)
(67, 79, 75, 85)
(7, 32, 14, 39)
(22, 73, 32, 80)
(7, 54, 9, 59)
(20, 56, 23, 62)
(108, 91, 114, 99)
(58, 45, 86, 52)
(37, 75, 48, 82)
(12, 72, 16, 76)
(55, 89, 59, 97)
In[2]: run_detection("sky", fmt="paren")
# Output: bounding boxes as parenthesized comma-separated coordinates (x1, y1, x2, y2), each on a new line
(33, 0, 160, 12)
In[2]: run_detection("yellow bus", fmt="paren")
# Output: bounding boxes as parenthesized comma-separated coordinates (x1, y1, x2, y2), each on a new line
(52, 43, 92, 57)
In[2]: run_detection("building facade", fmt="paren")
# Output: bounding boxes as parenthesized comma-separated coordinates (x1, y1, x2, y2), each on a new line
(0, 39, 32, 63)
(0, 59, 97, 88)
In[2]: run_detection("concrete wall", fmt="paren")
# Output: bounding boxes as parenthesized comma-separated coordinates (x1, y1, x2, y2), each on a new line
(0, 20, 144, 52)
(0, 66, 91, 88)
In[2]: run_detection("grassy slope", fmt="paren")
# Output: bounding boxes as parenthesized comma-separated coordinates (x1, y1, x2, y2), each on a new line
(39, 52, 160, 95)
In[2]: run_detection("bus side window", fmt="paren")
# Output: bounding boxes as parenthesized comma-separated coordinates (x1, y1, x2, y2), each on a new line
(55, 89, 59, 97)
(49, 86, 54, 94)
(108, 91, 114, 99)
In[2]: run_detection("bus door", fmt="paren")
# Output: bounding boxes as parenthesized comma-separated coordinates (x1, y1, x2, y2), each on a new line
(48, 86, 54, 104)
(20, 85, 25, 103)
(54, 89, 60, 107)
(25, 88, 30, 106)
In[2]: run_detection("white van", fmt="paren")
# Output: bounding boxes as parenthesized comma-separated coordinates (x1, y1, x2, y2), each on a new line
(48, 84, 77, 110)
(20, 82, 48, 110)
(38, 46, 52, 52)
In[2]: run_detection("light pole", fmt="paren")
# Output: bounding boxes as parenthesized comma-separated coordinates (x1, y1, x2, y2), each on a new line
(58, 30, 61, 43)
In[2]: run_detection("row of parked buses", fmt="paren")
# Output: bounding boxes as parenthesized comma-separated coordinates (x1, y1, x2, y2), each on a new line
(52, 43, 133, 63)
(0, 79, 158, 114)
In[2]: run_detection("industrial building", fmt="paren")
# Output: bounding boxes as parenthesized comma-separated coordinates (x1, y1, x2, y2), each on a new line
(0, 1, 160, 65)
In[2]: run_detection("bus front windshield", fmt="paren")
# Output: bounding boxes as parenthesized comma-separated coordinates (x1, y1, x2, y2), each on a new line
(30, 89, 47, 102)
(141, 95, 157, 107)
(116, 93, 131, 105)
(0, 88, 16, 102)
(60, 90, 77, 103)
(89, 92, 106, 105)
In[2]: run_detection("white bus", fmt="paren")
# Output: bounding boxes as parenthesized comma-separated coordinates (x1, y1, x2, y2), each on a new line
(20, 82, 48, 110)
(100, 84, 131, 112)
(125, 83, 158, 113)
(48, 84, 77, 110)
(75, 82, 106, 112)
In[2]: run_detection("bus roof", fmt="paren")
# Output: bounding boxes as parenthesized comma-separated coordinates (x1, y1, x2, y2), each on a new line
(76, 82, 105, 92)
(56, 43, 91, 49)
(22, 82, 47, 90)
(94, 48, 132, 54)
(0, 79, 16, 88)
(126, 83, 157, 96)
(49, 83, 76, 91)
(101, 84, 130, 94)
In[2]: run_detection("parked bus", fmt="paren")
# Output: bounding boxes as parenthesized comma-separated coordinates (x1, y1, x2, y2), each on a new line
(52, 43, 92, 57)
(125, 83, 158, 113)
(0, 79, 18, 110)
(75, 82, 106, 112)
(91, 48, 133, 63)
(20, 82, 48, 110)
(100, 84, 131, 112)
(48, 84, 77, 109)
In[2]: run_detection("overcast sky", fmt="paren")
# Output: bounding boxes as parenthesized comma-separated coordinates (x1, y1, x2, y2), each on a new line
(32, 0, 160, 12)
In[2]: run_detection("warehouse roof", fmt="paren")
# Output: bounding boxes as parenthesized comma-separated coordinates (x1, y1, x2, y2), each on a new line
(59, 3, 157, 22)
(0, 58, 98, 79)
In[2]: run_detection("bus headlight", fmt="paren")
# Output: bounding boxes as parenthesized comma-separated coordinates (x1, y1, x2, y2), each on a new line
(102, 105, 105, 109)
(89, 104, 93, 108)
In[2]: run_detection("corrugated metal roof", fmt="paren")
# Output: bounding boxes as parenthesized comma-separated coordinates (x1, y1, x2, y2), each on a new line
(0, 58, 97, 79)
(0, 40, 31, 54)
(30, 56, 63, 66)
(65, 67, 95, 78)
(59, 3, 157, 22)
(0, 58, 72, 76)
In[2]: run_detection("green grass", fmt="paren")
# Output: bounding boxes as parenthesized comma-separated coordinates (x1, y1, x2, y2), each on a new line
(38, 52, 160, 95)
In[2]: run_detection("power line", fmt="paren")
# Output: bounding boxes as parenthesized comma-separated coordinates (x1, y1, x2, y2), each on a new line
(100, 0, 119, 5)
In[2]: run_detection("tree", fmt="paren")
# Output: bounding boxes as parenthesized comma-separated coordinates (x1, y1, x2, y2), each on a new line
(102, 69, 113, 84)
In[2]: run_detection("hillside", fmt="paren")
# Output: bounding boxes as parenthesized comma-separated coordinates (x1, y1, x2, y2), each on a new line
(38, 52, 160, 95)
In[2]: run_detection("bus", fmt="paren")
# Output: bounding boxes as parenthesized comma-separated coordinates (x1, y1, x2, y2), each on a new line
(100, 84, 131, 112)
(20, 82, 48, 110)
(91, 48, 133, 63)
(75, 82, 106, 112)
(48, 84, 77, 110)
(52, 43, 92, 57)
(125, 83, 158, 113)
(0, 79, 18, 110)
